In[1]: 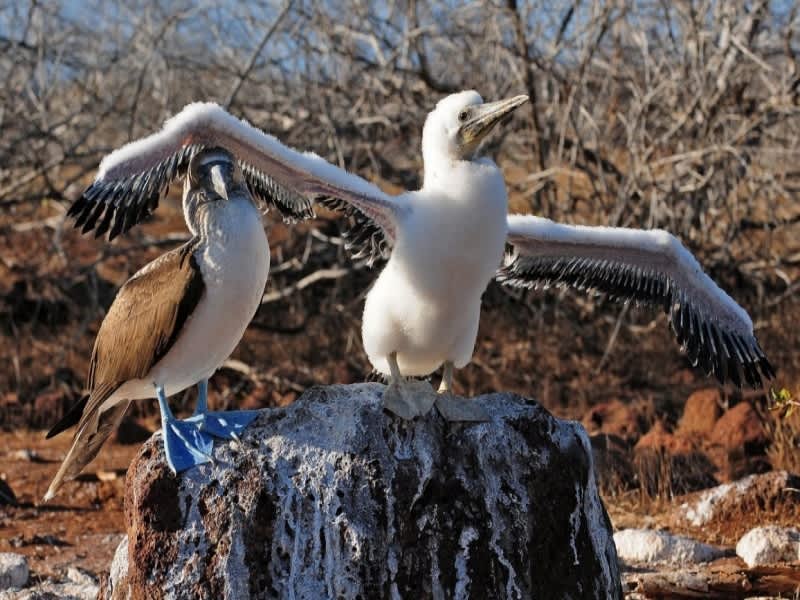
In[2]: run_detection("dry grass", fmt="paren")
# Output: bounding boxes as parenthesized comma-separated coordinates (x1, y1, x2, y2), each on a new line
(767, 410, 800, 476)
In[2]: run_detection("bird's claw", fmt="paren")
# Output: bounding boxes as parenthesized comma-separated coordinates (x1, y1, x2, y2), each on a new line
(383, 380, 436, 419)
(434, 395, 491, 422)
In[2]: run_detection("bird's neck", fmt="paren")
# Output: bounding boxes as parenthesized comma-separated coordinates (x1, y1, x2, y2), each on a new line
(421, 155, 501, 196)
(189, 196, 261, 243)
(422, 152, 460, 191)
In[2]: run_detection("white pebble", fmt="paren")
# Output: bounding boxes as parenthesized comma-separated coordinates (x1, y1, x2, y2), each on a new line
(614, 528, 724, 565)
(736, 526, 800, 567)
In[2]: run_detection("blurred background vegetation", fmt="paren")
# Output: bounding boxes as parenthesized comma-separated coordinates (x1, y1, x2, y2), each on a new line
(0, 0, 798, 436)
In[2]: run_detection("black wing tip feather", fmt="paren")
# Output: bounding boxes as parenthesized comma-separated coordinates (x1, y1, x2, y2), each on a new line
(317, 195, 390, 265)
(71, 146, 318, 239)
(498, 253, 776, 389)
(239, 161, 315, 223)
(68, 144, 203, 240)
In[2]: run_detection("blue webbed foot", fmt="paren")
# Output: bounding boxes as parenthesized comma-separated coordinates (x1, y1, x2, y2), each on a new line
(155, 383, 215, 474)
(161, 417, 214, 473)
(191, 379, 257, 440)
(189, 410, 259, 440)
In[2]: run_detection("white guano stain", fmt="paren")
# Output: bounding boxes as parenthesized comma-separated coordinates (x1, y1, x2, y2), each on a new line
(134, 384, 619, 599)
(454, 526, 479, 600)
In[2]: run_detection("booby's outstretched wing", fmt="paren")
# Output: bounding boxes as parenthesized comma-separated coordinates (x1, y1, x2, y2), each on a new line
(498, 215, 774, 388)
(69, 103, 405, 252)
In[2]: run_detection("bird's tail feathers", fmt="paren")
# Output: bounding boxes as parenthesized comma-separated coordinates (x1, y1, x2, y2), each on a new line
(43, 399, 131, 502)
(45, 394, 90, 439)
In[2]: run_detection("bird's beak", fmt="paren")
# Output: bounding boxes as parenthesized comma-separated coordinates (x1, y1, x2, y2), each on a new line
(209, 164, 230, 202)
(460, 94, 529, 149)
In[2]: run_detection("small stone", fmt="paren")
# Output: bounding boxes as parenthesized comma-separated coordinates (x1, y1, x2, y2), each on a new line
(0, 552, 29, 590)
(0, 580, 99, 600)
(736, 526, 800, 567)
(614, 529, 725, 565)
(9, 449, 38, 462)
(67, 566, 97, 586)
(96, 470, 118, 482)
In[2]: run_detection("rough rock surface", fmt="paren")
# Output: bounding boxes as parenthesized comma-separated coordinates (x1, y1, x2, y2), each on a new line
(581, 400, 644, 442)
(710, 401, 767, 452)
(0, 579, 99, 600)
(102, 383, 621, 599)
(680, 471, 800, 527)
(634, 421, 693, 455)
(736, 526, 800, 567)
(614, 529, 725, 565)
(677, 388, 722, 437)
(0, 553, 28, 590)
(0, 555, 98, 599)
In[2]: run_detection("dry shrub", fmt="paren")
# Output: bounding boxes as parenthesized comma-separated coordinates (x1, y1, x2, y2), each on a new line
(633, 449, 717, 506)
(767, 412, 800, 475)
(1, 1, 799, 427)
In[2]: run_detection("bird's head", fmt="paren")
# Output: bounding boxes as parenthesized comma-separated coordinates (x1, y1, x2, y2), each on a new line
(183, 146, 251, 233)
(422, 91, 528, 165)
(185, 146, 247, 202)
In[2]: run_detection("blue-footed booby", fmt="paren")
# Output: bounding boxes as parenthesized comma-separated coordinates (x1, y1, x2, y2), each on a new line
(45, 147, 273, 500)
(67, 94, 775, 423)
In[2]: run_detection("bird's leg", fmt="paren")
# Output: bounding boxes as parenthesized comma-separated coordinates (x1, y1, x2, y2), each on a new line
(382, 352, 436, 419)
(185, 378, 259, 441)
(194, 378, 209, 415)
(155, 384, 213, 474)
(434, 361, 490, 422)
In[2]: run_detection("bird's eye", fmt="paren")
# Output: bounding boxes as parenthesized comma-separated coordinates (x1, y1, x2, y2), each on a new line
(458, 110, 469, 122)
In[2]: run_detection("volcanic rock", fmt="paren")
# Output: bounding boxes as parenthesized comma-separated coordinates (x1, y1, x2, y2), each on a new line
(101, 383, 621, 599)
(0, 553, 28, 590)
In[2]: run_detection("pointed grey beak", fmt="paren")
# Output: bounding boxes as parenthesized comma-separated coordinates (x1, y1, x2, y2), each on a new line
(460, 95, 529, 148)
(209, 164, 230, 202)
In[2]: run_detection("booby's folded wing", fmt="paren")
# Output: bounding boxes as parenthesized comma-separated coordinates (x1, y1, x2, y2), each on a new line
(498, 215, 774, 388)
(68, 103, 405, 248)
(44, 240, 205, 500)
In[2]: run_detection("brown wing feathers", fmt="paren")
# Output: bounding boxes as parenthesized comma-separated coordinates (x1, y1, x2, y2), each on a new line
(45, 242, 205, 498)
(82, 243, 204, 405)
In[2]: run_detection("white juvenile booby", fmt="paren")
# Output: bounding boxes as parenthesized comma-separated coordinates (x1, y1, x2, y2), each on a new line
(45, 147, 276, 500)
(68, 94, 775, 422)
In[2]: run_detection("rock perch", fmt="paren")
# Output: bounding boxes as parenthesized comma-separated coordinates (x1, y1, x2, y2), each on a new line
(101, 383, 621, 599)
